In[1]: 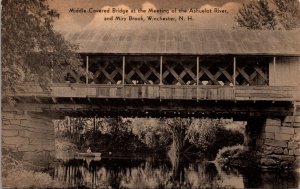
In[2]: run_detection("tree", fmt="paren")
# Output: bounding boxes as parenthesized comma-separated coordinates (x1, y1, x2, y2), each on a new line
(235, 0, 277, 30)
(235, 0, 300, 30)
(273, 0, 300, 29)
(1, 0, 82, 103)
(166, 118, 193, 155)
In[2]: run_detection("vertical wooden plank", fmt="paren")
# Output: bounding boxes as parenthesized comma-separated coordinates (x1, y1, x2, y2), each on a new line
(196, 56, 199, 86)
(122, 56, 126, 84)
(160, 56, 163, 101)
(123, 56, 126, 97)
(233, 56, 236, 86)
(160, 56, 163, 85)
(196, 56, 199, 101)
(50, 55, 53, 83)
(273, 56, 276, 85)
(86, 55, 89, 85)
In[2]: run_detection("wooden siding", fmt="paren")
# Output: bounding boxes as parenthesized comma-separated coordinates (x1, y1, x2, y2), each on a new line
(12, 84, 298, 101)
(269, 57, 300, 87)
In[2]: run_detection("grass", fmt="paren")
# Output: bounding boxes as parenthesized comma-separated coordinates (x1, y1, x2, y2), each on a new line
(2, 147, 62, 188)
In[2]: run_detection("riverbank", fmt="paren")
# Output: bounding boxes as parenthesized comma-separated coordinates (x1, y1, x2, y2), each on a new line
(215, 145, 258, 168)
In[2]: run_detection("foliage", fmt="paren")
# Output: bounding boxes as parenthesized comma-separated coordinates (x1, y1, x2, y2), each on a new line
(186, 118, 244, 157)
(2, 147, 61, 188)
(3, 169, 59, 188)
(235, 0, 276, 30)
(131, 118, 172, 151)
(187, 119, 223, 152)
(215, 145, 258, 168)
(165, 118, 192, 154)
(235, 0, 300, 30)
(273, 0, 300, 29)
(1, 0, 82, 103)
(55, 117, 243, 157)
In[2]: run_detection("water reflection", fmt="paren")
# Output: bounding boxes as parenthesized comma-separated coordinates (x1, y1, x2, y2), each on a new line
(54, 155, 300, 189)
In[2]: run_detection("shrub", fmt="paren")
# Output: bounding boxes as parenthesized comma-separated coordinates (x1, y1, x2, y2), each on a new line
(3, 169, 57, 188)
(215, 145, 258, 168)
(2, 147, 61, 188)
(187, 121, 244, 158)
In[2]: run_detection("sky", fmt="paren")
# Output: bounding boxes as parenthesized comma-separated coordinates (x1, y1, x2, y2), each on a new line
(49, 0, 247, 32)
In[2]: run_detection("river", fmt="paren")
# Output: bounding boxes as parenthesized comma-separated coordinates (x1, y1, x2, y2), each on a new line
(53, 154, 300, 189)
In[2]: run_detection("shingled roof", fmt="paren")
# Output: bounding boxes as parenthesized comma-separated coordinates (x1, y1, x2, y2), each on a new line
(62, 29, 300, 56)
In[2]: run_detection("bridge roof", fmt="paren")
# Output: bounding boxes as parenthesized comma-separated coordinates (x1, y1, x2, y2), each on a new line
(62, 29, 300, 56)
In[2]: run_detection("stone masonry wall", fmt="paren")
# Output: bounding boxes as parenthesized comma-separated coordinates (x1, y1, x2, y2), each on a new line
(2, 111, 55, 168)
(257, 105, 300, 170)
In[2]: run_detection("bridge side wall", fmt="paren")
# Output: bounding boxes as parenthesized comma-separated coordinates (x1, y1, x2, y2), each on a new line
(269, 57, 300, 87)
(255, 108, 300, 169)
(2, 111, 55, 169)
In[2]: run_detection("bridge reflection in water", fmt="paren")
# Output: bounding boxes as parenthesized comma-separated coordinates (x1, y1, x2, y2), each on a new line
(54, 155, 300, 189)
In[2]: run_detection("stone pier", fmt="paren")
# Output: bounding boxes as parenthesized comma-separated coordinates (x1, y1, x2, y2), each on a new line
(254, 103, 300, 170)
(2, 111, 55, 169)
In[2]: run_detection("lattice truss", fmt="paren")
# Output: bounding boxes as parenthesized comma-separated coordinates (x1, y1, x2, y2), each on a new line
(235, 57, 270, 86)
(162, 57, 196, 85)
(88, 56, 123, 84)
(52, 55, 269, 86)
(125, 56, 160, 84)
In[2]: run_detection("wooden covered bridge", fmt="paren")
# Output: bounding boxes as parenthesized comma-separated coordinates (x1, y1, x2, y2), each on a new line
(9, 29, 300, 118)
(3, 29, 300, 169)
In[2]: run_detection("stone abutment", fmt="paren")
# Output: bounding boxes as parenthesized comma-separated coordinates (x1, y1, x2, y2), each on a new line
(246, 103, 300, 170)
(2, 111, 55, 169)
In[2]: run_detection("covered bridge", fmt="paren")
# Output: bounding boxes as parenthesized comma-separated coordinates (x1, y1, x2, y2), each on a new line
(3, 29, 300, 169)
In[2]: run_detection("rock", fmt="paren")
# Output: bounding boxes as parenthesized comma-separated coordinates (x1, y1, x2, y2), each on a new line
(294, 149, 300, 156)
(265, 132, 275, 139)
(264, 139, 287, 147)
(295, 116, 300, 123)
(274, 147, 284, 154)
(264, 146, 274, 151)
(269, 155, 295, 162)
(284, 116, 294, 123)
(266, 119, 281, 127)
(289, 150, 294, 156)
(279, 127, 295, 135)
(283, 148, 288, 155)
(263, 150, 273, 155)
(275, 133, 293, 141)
(2, 130, 19, 137)
(261, 165, 276, 170)
(265, 126, 280, 133)
(10, 120, 21, 125)
(282, 122, 292, 127)
(288, 141, 298, 149)
(261, 158, 277, 166)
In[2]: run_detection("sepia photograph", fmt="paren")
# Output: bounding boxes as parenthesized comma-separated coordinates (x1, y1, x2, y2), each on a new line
(1, 0, 300, 188)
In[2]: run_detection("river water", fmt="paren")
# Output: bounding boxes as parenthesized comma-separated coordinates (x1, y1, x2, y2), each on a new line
(53, 155, 300, 189)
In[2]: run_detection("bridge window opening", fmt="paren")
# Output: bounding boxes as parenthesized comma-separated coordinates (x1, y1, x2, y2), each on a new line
(85, 55, 123, 84)
(198, 56, 234, 86)
(163, 56, 197, 85)
(235, 56, 270, 86)
(125, 56, 160, 84)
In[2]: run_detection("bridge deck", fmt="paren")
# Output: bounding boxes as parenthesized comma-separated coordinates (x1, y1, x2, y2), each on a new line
(7, 84, 298, 118)
(15, 84, 298, 102)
